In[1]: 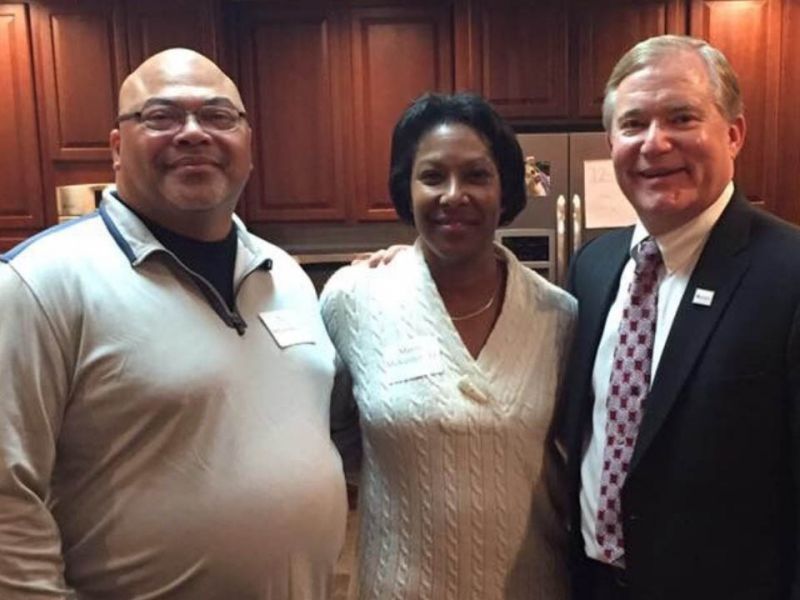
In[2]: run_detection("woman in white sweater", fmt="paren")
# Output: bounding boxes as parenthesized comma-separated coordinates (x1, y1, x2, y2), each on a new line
(320, 93, 576, 599)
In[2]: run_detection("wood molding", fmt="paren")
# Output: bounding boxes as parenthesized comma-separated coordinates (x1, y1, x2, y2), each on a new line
(0, 3, 45, 229)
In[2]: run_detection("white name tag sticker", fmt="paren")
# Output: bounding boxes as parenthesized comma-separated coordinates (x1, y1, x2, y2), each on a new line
(385, 336, 444, 384)
(259, 309, 316, 348)
(692, 288, 715, 307)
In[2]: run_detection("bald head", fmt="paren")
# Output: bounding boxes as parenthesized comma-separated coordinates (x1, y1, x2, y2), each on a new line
(119, 48, 245, 114)
(110, 47, 253, 241)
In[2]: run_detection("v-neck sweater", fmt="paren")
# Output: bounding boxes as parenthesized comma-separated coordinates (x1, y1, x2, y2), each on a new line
(321, 242, 576, 600)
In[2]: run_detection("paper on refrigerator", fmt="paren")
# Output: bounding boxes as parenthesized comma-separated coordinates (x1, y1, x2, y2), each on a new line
(583, 159, 637, 229)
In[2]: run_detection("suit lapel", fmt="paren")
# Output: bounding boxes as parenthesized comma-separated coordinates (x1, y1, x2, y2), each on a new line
(629, 194, 754, 473)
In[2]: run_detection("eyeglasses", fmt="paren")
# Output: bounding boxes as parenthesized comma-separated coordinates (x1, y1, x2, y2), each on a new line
(116, 104, 247, 133)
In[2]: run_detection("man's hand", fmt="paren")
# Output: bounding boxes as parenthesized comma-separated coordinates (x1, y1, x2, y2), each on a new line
(351, 244, 409, 268)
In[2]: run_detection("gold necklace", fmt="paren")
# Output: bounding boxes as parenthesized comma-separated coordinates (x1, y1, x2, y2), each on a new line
(449, 282, 499, 322)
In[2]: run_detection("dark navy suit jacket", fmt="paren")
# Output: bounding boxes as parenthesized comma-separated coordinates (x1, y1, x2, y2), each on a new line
(556, 189, 800, 599)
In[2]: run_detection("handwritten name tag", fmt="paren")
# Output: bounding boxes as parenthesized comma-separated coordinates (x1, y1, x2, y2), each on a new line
(385, 336, 444, 384)
(259, 309, 316, 348)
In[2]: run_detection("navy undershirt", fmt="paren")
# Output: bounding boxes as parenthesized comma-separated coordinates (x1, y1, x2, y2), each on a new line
(116, 197, 238, 309)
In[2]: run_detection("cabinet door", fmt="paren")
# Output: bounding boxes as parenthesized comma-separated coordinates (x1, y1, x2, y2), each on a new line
(32, 0, 127, 161)
(776, 0, 800, 223)
(690, 0, 782, 207)
(573, 0, 685, 119)
(0, 4, 44, 229)
(125, 0, 220, 66)
(0, 232, 31, 253)
(237, 6, 350, 222)
(350, 5, 454, 220)
(465, 0, 568, 120)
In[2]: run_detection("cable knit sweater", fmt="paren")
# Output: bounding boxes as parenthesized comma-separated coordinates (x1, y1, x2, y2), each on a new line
(321, 242, 576, 600)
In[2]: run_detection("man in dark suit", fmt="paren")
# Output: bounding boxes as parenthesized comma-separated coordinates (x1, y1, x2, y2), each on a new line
(558, 35, 800, 600)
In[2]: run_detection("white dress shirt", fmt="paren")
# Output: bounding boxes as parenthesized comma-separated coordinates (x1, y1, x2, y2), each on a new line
(580, 182, 735, 563)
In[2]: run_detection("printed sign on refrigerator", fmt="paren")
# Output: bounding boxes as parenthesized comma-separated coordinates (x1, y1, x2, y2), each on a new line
(583, 159, 638, 229)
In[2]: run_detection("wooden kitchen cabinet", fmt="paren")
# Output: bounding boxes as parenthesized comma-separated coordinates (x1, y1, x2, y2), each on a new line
(3, 0, 800, 237)
(15, 0, 221, 245)
(462, 0, 569, 119)
(125, 0, 221, 67)
(776, 0, 800, 223)
(235, 1, 454, 223)
(31, 0, 127, 162)
(689, 0, 783, 210)
(0, 3, 45, 232)
(31, 0, 221, 163)
(572, 0, 685, 118)
(236, 5, 352, 222)
(0, 233, 31, 253)
(350, 4, 454, 220)
(463, 0, 684, 123)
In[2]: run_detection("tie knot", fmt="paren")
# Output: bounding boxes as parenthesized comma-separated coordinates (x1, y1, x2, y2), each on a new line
(632, 237, 662, 274)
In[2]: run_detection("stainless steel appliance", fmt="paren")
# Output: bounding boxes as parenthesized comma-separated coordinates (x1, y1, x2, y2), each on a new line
(497, 132, 634, 286)
(56, 183, 111, 222)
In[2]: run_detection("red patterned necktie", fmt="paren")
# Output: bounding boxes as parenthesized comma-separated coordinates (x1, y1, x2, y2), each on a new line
(595, 236, 662, 565)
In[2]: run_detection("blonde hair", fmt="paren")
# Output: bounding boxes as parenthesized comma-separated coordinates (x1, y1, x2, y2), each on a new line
(602, 35, 743, 131)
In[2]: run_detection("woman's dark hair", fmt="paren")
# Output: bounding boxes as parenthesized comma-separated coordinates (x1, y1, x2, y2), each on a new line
(388, 92, 526, 226)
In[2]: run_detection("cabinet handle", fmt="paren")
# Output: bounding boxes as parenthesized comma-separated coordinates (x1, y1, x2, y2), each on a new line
(572, 194, 583, 255)
(556, 194, 567, 285)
